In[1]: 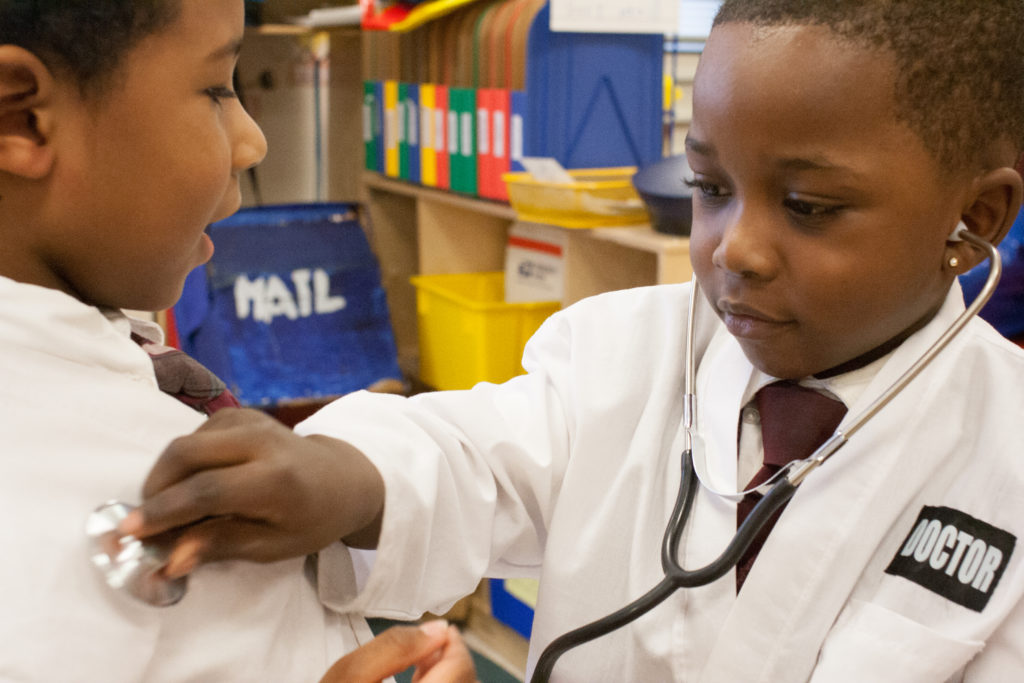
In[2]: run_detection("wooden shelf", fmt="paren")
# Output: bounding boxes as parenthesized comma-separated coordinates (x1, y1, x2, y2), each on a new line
(565, 225, 691, 304)
(248, 23, 313, 36)
(248, 23, 363, 37)
(361, 172, 516, 376)
(364, 172, 517, 221)
(360, 171, 693, 377)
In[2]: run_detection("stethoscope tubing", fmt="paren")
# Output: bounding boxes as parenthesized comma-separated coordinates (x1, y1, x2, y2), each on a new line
(529, 230, 1002, 683)
(531, 452, 797, 681)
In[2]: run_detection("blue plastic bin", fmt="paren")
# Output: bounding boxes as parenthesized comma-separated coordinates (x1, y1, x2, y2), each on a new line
(489, 578, 535, 640)
(960, 208, 1024, 340)
(174, 203, 402, 407)
(524, 3, 664, 170)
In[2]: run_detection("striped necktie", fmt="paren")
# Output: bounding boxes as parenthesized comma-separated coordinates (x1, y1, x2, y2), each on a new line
(133, 333, 240, 416)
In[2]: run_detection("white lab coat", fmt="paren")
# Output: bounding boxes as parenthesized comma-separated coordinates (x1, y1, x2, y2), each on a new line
(0, 276, 372, 682)
(302, 279, 1024, 682)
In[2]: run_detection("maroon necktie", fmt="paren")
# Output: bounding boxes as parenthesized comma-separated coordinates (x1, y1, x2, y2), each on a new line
(133, 333, 240, 416)
(735, 381, 847, 591)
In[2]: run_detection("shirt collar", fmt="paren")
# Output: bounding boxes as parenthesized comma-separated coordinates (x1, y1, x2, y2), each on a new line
(100, 307, 165, 345)
(741, 354, 889, 411)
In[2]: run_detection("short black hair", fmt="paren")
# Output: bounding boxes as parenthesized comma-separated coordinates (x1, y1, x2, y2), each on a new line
(713, 0, 1024, 172)
(0, 0, 181, 96)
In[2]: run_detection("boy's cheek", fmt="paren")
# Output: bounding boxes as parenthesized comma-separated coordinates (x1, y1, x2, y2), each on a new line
(687, 229, 716, 272)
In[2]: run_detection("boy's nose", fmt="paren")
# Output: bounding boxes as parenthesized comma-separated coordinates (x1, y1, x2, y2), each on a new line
(712, 211, 777, 279)
(232, 106, 268, 172)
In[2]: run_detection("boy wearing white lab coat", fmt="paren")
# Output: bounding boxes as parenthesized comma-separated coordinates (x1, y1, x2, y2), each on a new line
(128, 1, 1024, 681)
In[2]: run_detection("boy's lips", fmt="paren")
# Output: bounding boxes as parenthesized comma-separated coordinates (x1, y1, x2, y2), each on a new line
(717, 300, 792, 339)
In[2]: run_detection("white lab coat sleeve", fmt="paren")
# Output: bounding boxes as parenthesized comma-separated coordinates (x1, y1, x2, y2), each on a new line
(299, 307, 578, 619)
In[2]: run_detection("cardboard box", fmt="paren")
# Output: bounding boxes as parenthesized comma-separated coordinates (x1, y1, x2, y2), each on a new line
(504, 221, 566, 303)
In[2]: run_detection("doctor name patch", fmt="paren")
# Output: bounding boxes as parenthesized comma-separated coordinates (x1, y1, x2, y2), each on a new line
(885, 506, 1016, 612)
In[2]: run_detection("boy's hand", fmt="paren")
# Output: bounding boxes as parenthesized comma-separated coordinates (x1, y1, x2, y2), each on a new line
(119, 408, 384, 576)
(319, 621, 478, 683)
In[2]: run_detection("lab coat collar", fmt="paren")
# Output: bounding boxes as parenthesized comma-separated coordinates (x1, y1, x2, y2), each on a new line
(696, 282, 975, 682)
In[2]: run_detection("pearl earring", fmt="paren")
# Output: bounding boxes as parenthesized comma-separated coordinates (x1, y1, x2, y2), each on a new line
(948, 255, 961, 269)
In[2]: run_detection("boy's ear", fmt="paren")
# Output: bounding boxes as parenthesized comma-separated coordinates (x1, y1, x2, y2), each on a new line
(951, 166, 1023, 269)
(0, 45, 57, 179)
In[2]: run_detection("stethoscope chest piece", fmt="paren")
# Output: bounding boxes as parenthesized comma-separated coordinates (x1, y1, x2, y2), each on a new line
(86, 500, 188, 607)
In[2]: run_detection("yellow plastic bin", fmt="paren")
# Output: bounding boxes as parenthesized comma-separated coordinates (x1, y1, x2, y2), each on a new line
(410, 272, 560, 390)
(502, 167, 648, 228)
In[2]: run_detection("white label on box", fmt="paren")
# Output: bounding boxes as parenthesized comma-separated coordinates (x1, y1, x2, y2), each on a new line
(421, 105, 433, 150)
(385, 107, 397, 148)
(407, 99, 418, 146)
(493, 110, 506, 159)
(448, 111, 459, 154)
(504, 578, 539, 608)
(460, 111, 473, 156)
(511, 114, 524, 163)
(477, 109, 489, 154)
(550, 0, 680, 34)
(504, 221, 567, 303)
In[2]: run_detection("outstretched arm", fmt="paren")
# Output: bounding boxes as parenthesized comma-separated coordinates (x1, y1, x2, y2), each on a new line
(120, 407, 384, 576)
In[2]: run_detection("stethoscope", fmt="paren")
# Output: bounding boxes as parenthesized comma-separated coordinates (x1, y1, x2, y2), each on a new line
(530, 223, 1003, 682)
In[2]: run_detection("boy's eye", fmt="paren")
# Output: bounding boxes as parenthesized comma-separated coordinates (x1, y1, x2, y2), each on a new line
(783, 197, 843, 218)
(204, 86, 238, 104)
(684, 178, 729, 200)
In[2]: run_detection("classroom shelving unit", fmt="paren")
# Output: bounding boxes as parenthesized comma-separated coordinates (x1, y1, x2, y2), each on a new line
(361, 170, 692, 375)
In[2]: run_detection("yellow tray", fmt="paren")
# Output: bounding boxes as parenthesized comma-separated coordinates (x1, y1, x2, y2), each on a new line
(502, 167, 648, 228)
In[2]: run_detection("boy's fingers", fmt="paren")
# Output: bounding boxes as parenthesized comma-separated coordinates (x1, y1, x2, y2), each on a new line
(140, 432, 245, 498)
(412, 626, 478, 683)
(158, 518, 295, 577)
(125, 408, 314, 539)
(319, 622, 450, 683)
(140, 408, 285, 497)
(125, 463, 262, 538)
(161, 536, 204, 579)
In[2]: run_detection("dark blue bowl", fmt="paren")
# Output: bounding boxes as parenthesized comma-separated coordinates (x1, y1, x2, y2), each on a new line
(632, 155, 694, 236)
